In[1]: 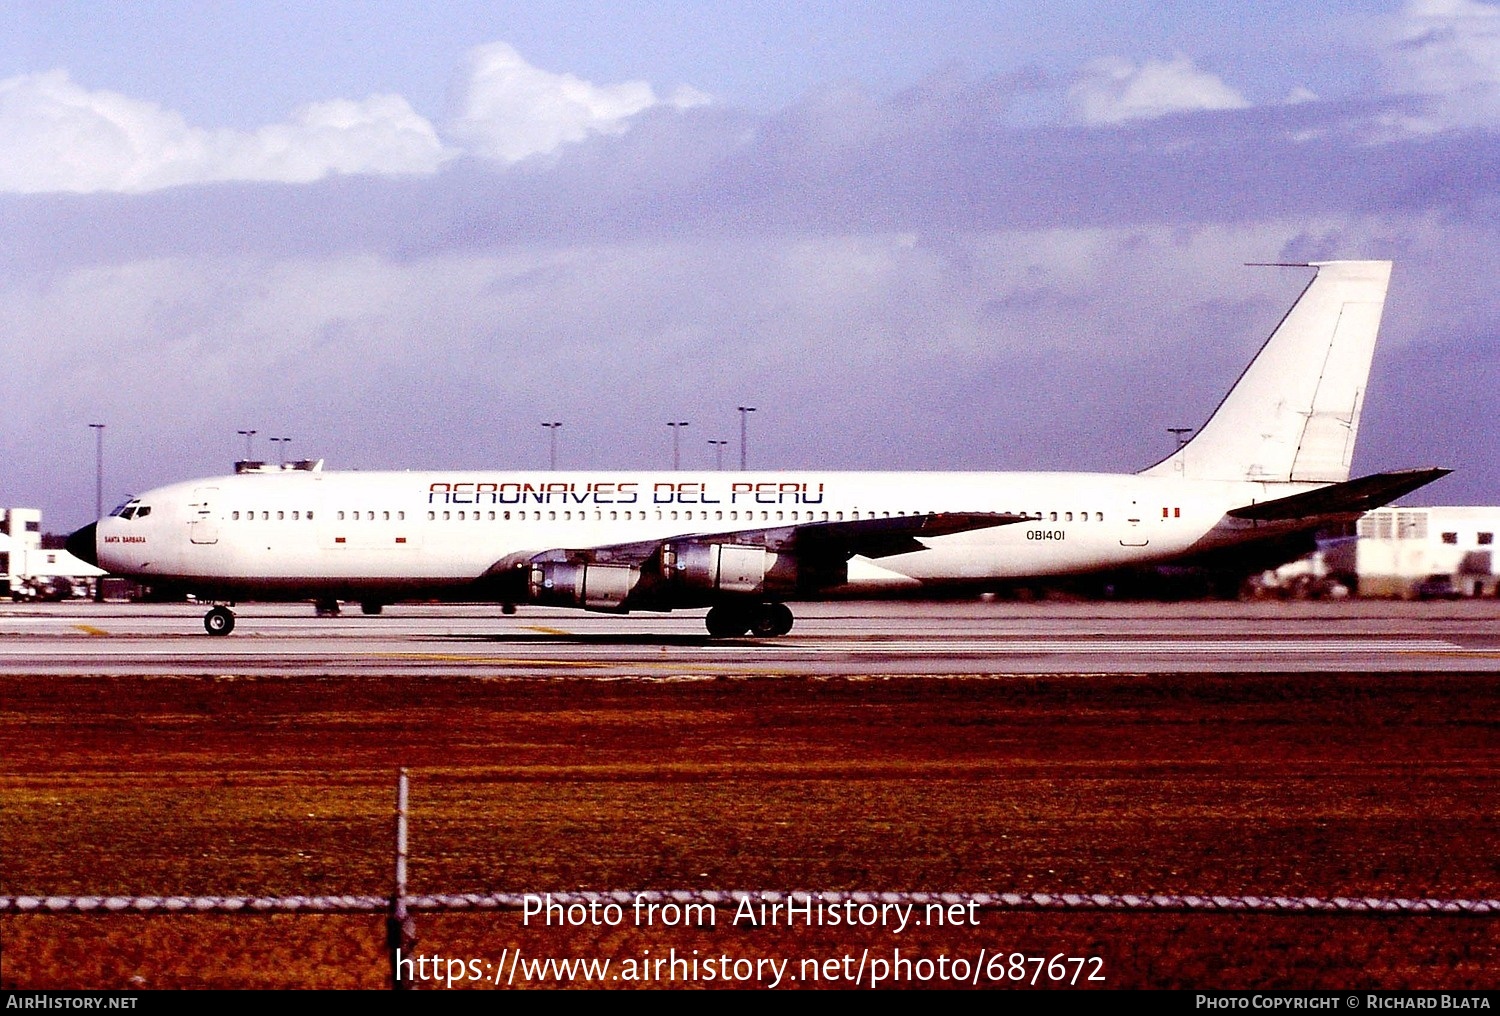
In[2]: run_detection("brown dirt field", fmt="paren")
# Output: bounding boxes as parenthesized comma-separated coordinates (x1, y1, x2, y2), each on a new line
(1, 672, 1497, 989)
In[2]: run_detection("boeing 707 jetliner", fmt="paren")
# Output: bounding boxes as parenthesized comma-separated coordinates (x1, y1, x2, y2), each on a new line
(68, 261, 1447, 636)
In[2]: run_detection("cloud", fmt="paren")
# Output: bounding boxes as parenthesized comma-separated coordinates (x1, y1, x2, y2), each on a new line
(1378, 0, 1500, 131)
(15, 202, 1500, 532)
(6, 53, 1500, 530)
(446, 42, 708, 164)
(0, 69, 451, 193)
(0, 44, 709, 194)
(1066, 55, 1249, 124)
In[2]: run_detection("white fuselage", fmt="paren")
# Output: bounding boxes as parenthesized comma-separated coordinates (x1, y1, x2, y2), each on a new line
(94, 468, 1316, 601)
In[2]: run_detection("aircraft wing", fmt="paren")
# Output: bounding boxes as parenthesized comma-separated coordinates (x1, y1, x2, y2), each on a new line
(1226, 467, 1451, 521)
(517, 511, 1030, 567)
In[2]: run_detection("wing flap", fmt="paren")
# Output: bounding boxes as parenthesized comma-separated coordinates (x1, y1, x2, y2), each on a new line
(1227, 467, 1451, 521)
(489, 511, 1028, 572)
(789, 511, 1029, 559)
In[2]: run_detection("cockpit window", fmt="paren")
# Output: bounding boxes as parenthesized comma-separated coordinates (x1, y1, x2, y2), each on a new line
(109, 499, 141, 520)
(135, 506, 151, 518)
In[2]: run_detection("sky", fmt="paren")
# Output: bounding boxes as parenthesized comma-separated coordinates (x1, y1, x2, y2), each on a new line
(3, 0, 1498, 530)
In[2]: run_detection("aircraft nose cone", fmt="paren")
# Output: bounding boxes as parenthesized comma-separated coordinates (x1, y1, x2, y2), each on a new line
(66, 523, 99, 568)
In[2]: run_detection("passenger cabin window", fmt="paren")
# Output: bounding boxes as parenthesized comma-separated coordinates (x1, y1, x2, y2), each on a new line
(1480, 532, 1494, 546)
(1442, 532, 1459, 545)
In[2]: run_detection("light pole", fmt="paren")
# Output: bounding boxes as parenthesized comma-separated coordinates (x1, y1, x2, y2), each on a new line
(541, 422, 562, 470)
(88, 423, 105, 522)
(270, 437, 290, 466)
(88, 423, 105, 601)
(667, 422, 690, 470)
(708, 439, 728, 470)
(237, 429, 257, 462)
(737, 406, 756, 470)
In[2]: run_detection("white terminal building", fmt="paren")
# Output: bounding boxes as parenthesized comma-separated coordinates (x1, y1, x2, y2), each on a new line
(0, 508, 106, 600)
(1342, 506, 1498, 598)
(1256, 506, 1499, 599)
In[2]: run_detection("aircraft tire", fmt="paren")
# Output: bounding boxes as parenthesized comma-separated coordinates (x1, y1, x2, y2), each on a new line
(750, 602, 795, 637)
(705, 604, 750, 638)
(360, 602, 383, 615)
(204, 606, 236, 636)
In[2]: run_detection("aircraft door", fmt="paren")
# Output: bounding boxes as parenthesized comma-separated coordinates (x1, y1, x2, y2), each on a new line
(188, 487, 220, 545)
(1119, 499, 1149, 547)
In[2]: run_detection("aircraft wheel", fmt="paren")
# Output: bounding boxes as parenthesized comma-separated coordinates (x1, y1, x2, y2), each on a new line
(315, 599, 341, 617)
(750, 602, 795, 637)
(360, 602, 384, 616)
(204, 606, 236, 636)
(705, 604, 750, 638)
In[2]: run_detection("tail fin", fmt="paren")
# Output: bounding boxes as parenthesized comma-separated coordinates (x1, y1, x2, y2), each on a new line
(1141, 260, 1392, 484)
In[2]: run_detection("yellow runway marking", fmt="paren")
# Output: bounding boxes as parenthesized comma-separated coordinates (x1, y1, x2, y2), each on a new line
(524, 625, 573, 636)
(72, 625, 109, 636)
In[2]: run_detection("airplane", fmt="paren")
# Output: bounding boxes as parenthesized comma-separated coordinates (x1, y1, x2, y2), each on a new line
(66, 260, 1448, 637)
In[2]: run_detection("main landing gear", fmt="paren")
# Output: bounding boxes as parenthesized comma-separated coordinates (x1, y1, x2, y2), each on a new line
(705, 602, 794, 638)
(204, 605, 236, 636)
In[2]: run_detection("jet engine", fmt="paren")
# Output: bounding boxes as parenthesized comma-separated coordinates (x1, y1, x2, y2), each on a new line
(527, 561, 642, 611)
(665, 542, 844, 595)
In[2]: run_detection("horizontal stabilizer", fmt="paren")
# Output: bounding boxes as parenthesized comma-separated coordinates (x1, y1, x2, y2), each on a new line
(1226, 467, 1451, 521)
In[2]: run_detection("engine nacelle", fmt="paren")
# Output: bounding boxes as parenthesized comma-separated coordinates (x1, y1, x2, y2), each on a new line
(668, 542, 840, 595)
(528, 561, 642, 612)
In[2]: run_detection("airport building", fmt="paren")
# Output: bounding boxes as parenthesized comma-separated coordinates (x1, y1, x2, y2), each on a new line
(0, 508, 105, 600)
(1344, 505, 1498, 598)
(1256, 506, 1500, 599)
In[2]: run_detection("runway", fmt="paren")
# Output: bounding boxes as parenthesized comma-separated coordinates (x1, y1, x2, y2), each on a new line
(2, 599, 1497, 675)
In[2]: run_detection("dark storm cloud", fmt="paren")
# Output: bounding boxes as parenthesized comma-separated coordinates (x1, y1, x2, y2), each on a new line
(7, 88, 1500, 275)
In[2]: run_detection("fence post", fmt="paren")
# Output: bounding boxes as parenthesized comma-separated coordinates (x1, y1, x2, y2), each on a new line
(388, 767, 417, 989)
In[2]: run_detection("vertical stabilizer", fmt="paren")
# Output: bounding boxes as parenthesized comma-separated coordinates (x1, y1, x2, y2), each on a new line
(1141, 260, 1392, 484)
